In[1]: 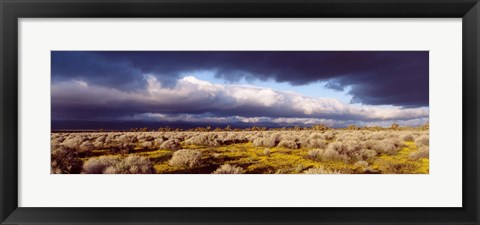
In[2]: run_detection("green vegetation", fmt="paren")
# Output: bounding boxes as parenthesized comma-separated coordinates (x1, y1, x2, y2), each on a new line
(51, 124, 429, 174)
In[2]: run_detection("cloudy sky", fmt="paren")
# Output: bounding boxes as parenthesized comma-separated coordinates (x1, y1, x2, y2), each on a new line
(51, 51, 429, 129)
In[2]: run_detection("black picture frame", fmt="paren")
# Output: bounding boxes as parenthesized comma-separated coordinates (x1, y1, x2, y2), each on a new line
(1, 0, 479, 224)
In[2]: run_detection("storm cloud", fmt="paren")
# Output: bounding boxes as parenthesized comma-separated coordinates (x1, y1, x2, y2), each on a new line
(52, 51, 428, 107)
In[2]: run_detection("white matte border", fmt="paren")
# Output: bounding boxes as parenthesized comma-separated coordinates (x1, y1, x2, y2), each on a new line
(18, 18, 462, 207)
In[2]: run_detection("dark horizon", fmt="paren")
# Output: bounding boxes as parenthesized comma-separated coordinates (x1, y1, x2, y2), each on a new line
(51, 120, 428, 132)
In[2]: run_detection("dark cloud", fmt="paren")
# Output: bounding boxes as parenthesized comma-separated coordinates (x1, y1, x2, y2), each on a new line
(52, 51, 428, 107)
(51, 77, 428, 127)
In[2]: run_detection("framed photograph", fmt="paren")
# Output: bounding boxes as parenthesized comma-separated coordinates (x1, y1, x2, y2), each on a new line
(1, 0, 479, 224)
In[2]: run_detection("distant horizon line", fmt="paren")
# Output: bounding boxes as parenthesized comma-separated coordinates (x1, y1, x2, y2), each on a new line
(51, 122, 429, 133)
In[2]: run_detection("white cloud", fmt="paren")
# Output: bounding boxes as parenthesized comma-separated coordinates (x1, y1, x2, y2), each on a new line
(52, 75, 429, 126)
(73, 79, 88, 88)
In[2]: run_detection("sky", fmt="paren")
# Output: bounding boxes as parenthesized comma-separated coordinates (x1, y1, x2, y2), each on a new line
(51, 51, 429, 129)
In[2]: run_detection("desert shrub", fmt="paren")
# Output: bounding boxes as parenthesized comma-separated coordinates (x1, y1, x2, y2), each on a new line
(415, 135, 429, 147)
(160, 139, 180, 150)
(220, 133, 249, 145)
(268, 132, 282, 143)
(373, 141, 398, 154)
(354, 149, 378, 161)
(312, 124, 331, 131)
(136, 134, 146, 140)
(377, 160, 418, 174)
(345, 125, 360, 130)
(93, 141, 104, 149)
(367, 132, 386, 140)
(109, 143, 134, 154)
(335, 132, 355, 142)
(338, 132, 366, 142)
(308, 148, 342, 162)
(274, 168, 291, 174)
(401, 134, 414, 142)
(298, 136, 326, 148)
(83, 156, 118, 174)
(252, 138, 263, 147)
(358, 133, 368, 141)
(61, 136, 85, 150)
(144, 135, 154, 141)
(309, 132, 325, 140)
(263, 148, 271, 156)
(141, 141, 154, 150)
(303, 167, 341, 174)
(184, 134, 221, 147)
(389, 137, 406, 148)
(104, 134, 115, 143)
(214, 138, 231, 146)
(245, 133, 261, 142)
(169, 149, 202, 168)
(185, 134, 206, 146)
(327, 140, 363, 154)
(116, 134, 135, 144)
(294, 164, 307, 173)
(102, 134, 137, 150)
(307, 149, 322, 158)
(51, 134, 64, 141)
(277, 140, 299, 149)
(51, 137, 65, 150)
(362, 140, 375, 149)
(252, 137, 277, 148)
(213, 164, 245, 174)
(83, 155, 155, 174)
(95, 135, 106, 144)
(105, 155, 155, 174)
(370, 139, 402, 155)
(308, 139, 327, 148)
(79, 141, 94, 153)
(280, 134, 297, 141)
(323, 130, 336, 140)
(51, 147, 83, 174)
(409, 146, 429, 160)
(354, 160, 369, 169)
(154, 138, 165, 146)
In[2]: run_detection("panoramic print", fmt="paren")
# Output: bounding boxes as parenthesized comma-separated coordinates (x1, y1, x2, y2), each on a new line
(51, 51, 429, 174)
